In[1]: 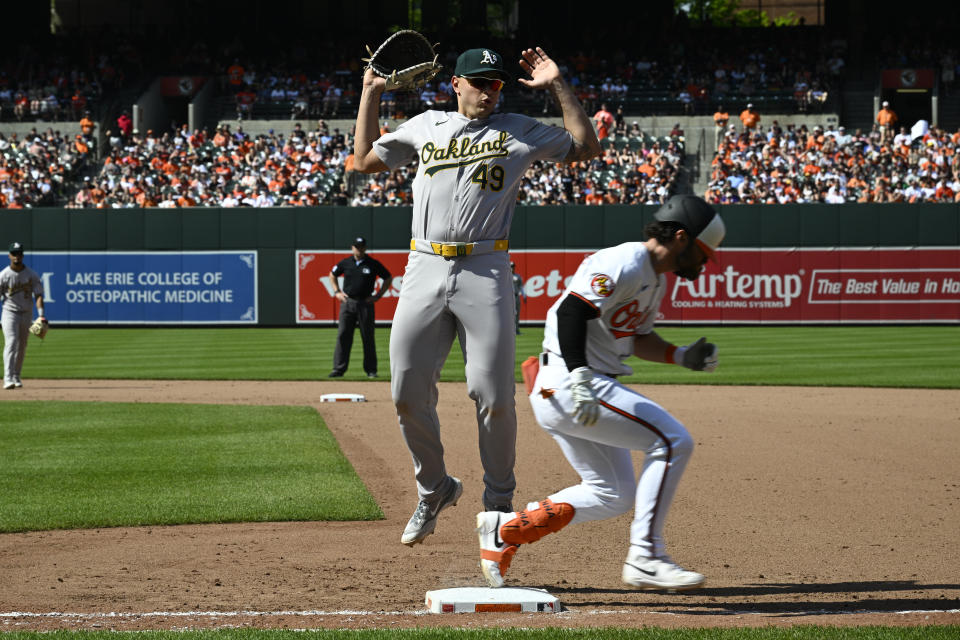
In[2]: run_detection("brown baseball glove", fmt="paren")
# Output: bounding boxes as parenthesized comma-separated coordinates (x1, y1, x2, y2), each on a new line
(363, 30, 442, 91)
(29, 317, 48, 340)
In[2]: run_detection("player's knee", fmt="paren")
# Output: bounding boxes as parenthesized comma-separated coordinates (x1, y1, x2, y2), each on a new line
(468, 384, 515, 418)
(601, 491, 634, 517)
(673, 429, 694, 457)
(590, 480, 634, 516)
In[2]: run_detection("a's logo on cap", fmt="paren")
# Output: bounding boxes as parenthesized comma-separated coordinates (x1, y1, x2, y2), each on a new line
(480, 50, 497, 65)
(590, 274, 614, 297)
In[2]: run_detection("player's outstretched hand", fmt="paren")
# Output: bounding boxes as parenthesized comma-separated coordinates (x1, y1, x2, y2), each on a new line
(518, 47, 561, 90)
(674, 337, 718, 372)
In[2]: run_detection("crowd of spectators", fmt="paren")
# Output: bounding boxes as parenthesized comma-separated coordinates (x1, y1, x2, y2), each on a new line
(226, 61, 360, 122)
(0, 34, 142, 123)
(216, 28, 845, 123)
(0, 127, 93, 208)
(14, 114, 960, 209)
(515, 128, 684, 205)
(516, 29, 844, 118)
(65, 121, 351, 208)
(13, 24, 960, 209)
(704, 120, 960, 204)
(0, 114, 684, 208)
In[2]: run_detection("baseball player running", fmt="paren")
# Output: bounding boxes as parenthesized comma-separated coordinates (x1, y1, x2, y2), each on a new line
(353, 45, 601, 545)
(475, 195, 725, 590)
(2, 242, 46, 390)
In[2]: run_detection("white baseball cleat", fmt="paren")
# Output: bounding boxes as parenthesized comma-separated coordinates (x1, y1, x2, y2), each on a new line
(3, 381, 15, 390)
(400, 476, 463, 546)
(13, 377, 23, 388)
(622, 555, 705, 591)
(475, 510, 519, 588)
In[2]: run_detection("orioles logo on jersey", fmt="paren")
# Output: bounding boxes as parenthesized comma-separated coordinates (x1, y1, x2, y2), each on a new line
(590, 274, 614, 297)
(609, 300, 652, 339)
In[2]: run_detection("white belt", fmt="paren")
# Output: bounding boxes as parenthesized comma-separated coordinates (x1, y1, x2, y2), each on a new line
(410, 238, 509, 258)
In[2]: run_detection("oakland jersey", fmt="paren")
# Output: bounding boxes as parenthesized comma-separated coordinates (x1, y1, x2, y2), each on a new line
(374, 110, 572, 242)
(0, 265, 43, 314)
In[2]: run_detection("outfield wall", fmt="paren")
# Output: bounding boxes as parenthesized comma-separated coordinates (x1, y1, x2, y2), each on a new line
(2, 204, 958, 325)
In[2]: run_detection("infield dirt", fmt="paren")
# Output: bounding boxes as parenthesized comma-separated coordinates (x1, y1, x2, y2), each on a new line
(1, 380, 959, 630)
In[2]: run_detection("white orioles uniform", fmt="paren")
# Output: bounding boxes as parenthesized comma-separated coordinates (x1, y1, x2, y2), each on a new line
(531, 241, 694, 560)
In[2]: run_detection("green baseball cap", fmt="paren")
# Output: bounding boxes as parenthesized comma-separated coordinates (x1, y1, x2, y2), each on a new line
(454, 48, 511, 80)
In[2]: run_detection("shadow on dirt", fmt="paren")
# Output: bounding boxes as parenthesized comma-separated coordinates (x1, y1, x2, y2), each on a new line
(542, 580, 960, 614)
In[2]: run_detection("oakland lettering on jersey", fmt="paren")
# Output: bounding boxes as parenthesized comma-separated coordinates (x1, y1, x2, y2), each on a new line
(422, 131, 510, 176)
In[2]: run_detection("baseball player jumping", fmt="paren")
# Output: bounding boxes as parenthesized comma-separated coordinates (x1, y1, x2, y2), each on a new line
(2, 242, 46, 390)
(475, 195, 725, 590)
(352, 45, 601, 545)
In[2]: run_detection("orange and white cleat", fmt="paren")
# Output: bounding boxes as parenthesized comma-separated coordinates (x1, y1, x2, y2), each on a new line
(475, 511, 519, 588)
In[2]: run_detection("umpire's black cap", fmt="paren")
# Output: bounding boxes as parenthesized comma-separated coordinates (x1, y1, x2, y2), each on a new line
(8, 241, 24, 254)
(653, 195, 725, 261)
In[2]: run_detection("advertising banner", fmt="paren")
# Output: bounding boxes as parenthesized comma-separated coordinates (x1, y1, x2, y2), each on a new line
(30, 251, 258, 324)
(658, 247, 960, 324)
(296, 250, 407, 324)
(297, 248, 960, 325)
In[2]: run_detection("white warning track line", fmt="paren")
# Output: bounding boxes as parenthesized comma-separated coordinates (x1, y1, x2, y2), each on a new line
(2, 608, 959, 620)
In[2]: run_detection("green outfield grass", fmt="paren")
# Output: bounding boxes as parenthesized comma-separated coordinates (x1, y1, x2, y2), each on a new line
(18, 326, 960, 388)
(3, 627, 960, 639)
(0, 401, 382, 533)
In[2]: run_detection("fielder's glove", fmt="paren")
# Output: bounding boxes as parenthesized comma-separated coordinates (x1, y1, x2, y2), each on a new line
(673, 337, 718, 372)
(363, 30, 442, 91)
(29, 317, 49, 340)
(569, 366, 600, 426)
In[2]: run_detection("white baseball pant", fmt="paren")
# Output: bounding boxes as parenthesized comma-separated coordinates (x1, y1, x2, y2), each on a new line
(529, 359, 694, 559)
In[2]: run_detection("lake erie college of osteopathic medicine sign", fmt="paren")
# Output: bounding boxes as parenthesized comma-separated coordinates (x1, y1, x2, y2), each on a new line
(297, 247, 960, 325)
(29, 251, 257, 324)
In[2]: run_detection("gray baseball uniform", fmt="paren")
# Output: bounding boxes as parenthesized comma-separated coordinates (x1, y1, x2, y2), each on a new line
(1, 264, 43, 388)
(374, 109, 572, 508)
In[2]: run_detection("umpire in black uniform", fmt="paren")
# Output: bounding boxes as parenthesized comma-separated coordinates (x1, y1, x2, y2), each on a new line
(328, 237, 393, 378)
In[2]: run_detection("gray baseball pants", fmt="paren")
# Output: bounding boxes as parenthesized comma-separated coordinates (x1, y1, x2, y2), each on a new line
(390, 250, 517, 510)
(2, 309, 31, 384)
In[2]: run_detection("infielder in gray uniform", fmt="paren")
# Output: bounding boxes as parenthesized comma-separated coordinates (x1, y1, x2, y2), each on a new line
(353, 45, 601, 545)
(2, 242, 46, 390)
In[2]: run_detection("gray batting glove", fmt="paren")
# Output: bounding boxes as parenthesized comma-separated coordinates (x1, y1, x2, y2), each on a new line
(673, 337, 719, 372)
(569, 366, 600, 426)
